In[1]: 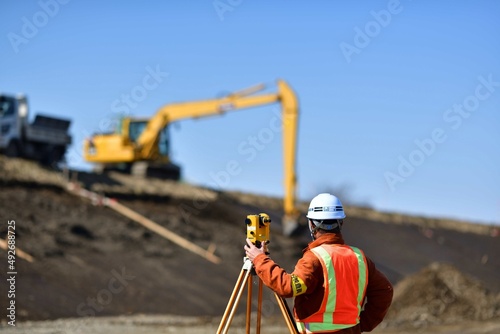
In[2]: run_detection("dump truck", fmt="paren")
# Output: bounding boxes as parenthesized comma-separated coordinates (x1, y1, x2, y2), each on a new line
(0, 94, 72, 165)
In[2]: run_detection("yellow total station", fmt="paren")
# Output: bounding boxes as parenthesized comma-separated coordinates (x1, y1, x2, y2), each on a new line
(246, 213, 271, 247)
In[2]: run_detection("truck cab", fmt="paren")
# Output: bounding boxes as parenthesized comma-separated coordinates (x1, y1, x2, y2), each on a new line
(0, 95, 26, 155)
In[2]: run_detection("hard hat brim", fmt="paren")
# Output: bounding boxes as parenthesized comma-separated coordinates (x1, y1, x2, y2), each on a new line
(306, 212, 346, 220)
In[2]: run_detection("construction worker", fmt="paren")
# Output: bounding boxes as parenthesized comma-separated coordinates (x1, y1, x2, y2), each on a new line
(245, 193, 393, 334)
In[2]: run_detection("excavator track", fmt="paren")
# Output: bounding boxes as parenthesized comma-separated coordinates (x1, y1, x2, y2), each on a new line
(130, 161, 181, 180)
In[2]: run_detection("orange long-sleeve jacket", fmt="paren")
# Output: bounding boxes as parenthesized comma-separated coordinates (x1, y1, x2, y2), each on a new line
(253, 233, 393, 333)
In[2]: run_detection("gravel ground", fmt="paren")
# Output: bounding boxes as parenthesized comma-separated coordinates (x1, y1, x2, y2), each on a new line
(1, 315, 500, 334)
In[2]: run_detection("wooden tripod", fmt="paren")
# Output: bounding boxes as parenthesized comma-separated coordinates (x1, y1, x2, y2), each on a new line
(216, 258, 298, 334)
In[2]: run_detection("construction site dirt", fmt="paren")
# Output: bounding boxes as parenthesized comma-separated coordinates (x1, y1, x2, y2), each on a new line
(0, 156, 499, 333)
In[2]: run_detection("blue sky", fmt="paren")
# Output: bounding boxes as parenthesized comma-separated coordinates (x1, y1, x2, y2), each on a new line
(1, 1, 499, 225)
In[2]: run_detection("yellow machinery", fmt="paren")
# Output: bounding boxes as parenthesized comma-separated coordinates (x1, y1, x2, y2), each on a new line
(84, 79, 299, 233)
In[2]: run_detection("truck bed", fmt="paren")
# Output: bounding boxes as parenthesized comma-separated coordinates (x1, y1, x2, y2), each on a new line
(26, 114, 72, 145)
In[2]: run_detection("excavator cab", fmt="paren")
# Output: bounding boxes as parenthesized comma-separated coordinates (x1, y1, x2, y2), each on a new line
(86, 117, 180, 179)
(125, 118, 180, 179)
(127, 119, 170, 157)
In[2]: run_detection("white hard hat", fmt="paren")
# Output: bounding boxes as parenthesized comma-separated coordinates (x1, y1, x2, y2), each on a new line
(306, 193, 346, 220)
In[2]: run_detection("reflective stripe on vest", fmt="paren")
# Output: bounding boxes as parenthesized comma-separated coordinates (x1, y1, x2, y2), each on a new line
(296, 245, 368, 333)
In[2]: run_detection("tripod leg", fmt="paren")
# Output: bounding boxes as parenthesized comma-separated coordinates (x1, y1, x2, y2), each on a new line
(245, 276, 252, 334)
(256, 278, 263, 334)
(274, 292, 299, 334)
(217, 268, 251, 334)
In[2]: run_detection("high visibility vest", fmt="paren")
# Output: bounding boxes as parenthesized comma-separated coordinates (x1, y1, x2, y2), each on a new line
(296, 244, 368, 333)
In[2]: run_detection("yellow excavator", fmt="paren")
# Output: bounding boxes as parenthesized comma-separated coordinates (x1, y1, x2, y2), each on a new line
(84, 79, 299, 233)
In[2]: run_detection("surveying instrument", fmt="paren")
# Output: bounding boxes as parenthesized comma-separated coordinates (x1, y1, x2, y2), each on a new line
(216, 213, 298, 334)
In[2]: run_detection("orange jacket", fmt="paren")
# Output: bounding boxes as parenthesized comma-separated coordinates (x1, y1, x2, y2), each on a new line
(253, 233, 393, 333)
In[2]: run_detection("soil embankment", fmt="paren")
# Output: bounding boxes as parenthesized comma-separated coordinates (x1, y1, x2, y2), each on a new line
(0, 156, 499, 332)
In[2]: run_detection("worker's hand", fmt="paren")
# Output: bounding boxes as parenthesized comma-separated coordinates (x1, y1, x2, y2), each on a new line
(244, 238, 268, 262)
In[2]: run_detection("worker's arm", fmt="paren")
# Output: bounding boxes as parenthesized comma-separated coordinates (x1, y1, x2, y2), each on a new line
(246, 239, 320, 298)
(252, 254, 294, 297)
(359, 257, 394, 332)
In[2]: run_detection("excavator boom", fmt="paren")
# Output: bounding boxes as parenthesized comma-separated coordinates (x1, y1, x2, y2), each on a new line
(136, 92, 280, 159)
(279, 80, 300, 234)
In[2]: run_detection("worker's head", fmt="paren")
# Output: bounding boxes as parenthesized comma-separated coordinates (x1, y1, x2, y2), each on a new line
(306, 193, 346, 238)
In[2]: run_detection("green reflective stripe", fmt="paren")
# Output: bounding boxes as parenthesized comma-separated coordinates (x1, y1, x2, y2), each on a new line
(311, 246, 336, 324)
(349, 246, 367, 315)
(303, 322, 354, 331)
(296, 321, 305, 333)
(296, 321, 351, 332)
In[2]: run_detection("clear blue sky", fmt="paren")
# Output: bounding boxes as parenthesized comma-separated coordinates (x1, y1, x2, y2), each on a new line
(1, 1, 499, 225)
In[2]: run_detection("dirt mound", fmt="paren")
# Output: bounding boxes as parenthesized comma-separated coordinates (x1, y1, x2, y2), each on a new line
(1, 155, 500, 330)
(386, 262, 500, 329)
(0, 156, 66, 188)
(84, 171, 218, 201)
(0, 157, 302, 321)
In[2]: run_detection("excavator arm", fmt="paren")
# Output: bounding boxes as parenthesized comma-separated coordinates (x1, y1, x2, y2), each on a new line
(278, 80, 300, 234)
(136, 89, 280, 159)
(136, 80, 300, 232)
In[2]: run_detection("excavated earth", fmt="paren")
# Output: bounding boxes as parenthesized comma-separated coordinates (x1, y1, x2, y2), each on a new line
(0, 156, 499, 333)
